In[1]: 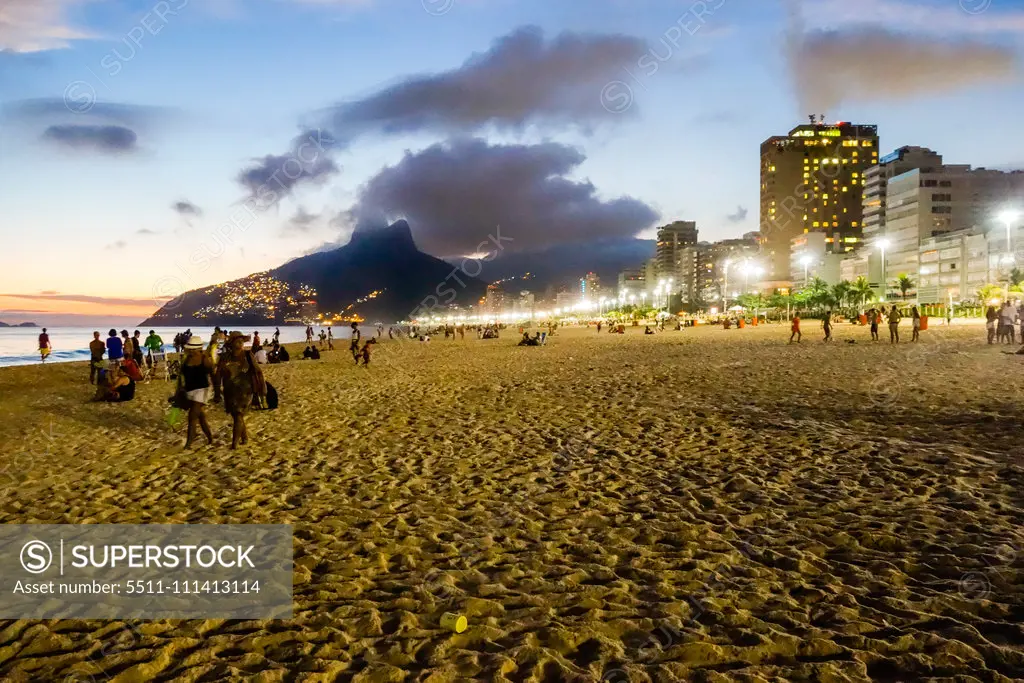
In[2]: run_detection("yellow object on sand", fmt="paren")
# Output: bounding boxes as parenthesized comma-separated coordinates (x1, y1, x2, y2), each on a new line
(440, 612, 467, 633)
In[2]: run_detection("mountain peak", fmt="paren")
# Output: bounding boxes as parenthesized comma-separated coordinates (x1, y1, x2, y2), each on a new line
(351, 219, 416, 250)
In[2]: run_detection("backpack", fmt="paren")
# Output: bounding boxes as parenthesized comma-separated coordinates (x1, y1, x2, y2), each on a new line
(254, 382, 278, 410)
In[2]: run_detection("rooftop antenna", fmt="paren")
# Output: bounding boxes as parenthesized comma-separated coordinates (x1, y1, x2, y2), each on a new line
(808, 114, 816, 124)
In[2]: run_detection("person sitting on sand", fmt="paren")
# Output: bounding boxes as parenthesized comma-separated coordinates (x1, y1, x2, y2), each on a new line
(277, 344, 290, 362)
(789, 314, 801, 344)
(644, 326, 655, 335)
(302, 345, 320, 360)
(178, 335, 215, 448)
(214, 331, 265, 449)
(93, 366, 136, 403)
(518, 332, 539, 347)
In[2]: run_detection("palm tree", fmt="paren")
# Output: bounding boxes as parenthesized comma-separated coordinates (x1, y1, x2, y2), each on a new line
(806, 277, 831, 313)
(831, 280, 853, 315)
(852, 276, 875, 309)
(896, 273, 915, 301)
(1010, 268, 1024, 288)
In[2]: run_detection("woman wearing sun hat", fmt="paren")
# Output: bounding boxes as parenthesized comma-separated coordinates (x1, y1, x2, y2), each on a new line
(178, 335, 215, 448)
(214, 331, 266, 449)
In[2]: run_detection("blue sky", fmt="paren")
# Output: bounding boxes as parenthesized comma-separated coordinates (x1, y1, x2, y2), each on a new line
(1, 0, 1023, 323)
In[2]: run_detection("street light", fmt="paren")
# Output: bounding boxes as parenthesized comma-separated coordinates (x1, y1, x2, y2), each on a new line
(800, 255, 812, 288)
(721, 259, 733, 310)
(999, 209, 1019, 253)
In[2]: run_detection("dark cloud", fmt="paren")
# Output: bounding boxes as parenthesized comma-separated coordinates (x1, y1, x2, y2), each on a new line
(236, 129, 339, 203)
(1, 292, 172, 306)
(243, 27, 645, 204)
(172, 200, 202, 217)
(727, 205, 748, 223)
(3, 99, 170, 129)
(346, 138, 659, 256)
(324, 26, 647, 142)
(785, 3, 1017, 111)
(42, 125, 137, 154)
(286, 207, 320, 233)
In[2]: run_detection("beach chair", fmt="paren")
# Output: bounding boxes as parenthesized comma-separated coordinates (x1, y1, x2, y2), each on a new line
(144, 350, 170, 383)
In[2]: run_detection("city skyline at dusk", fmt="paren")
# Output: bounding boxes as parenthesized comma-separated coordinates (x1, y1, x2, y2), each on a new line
(3, 0, 1024, 325)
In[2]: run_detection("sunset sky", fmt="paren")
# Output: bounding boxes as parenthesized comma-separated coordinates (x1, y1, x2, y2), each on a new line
(2, 0, 1023, 325)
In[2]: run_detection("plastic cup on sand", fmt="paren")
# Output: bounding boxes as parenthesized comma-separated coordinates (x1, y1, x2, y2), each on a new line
(440, 612, 468, 633)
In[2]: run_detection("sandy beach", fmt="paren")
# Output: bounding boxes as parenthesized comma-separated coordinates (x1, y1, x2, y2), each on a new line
(1, 323, 1023, 681)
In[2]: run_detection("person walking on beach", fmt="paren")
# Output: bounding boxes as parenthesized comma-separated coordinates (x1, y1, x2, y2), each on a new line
(305, 326, 313, 345)
(887, 305, 902, 344)
(868, 308, 880, 342)
(215, 331, 265, 449)
(252, 331, 261, 352)
(178, 335, 215, 448)
(274, 327, 280, 344)
(38, 328, 52, 361)
(89, 331, 105, 383)
(789, 313, 801, 343)
(822, 311, 833, 342)
(911, 306, 921, 342)
(986, 305, 998, 344)
(327, 327, 334, 350)
(349, 322, 361, 360)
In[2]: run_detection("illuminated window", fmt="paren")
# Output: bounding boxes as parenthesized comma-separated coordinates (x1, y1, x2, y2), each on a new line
(852, 221, 858, 227)
(852, 172, 859, 178)
(842, 186, 848, 192)
(770, 165, 776, 171)
(843, 208, 848, 213)
(853, 152, 858, 157)
(832, 222, 838, 227)
(862, 140, 872, 147)
(823, 193, 829, 199)
(802, 214, 808, 220)
(832, 158, 839, 164)
(813, 221, 820, 227)
(803, 172, 809, 178)
(803, 194, 809, 199)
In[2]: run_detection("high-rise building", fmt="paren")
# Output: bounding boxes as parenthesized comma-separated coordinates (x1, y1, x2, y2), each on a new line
(484, 284, 505, 317)
(655, 221, 699, 285)
(580, 272, 600, 298)
(617, 268, 646, 300)
(863, 146, 944, 243)
(760, 120, 879, 282)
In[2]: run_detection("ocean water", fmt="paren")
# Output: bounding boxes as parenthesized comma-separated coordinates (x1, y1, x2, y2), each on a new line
(0, 325, 365, 368)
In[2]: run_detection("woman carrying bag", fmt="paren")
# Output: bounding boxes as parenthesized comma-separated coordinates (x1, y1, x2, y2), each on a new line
(215, 331, 266, 449)
(175, 335, 215, 448)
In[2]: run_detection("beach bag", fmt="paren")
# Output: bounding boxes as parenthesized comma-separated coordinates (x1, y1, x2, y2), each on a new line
(252, 383, 278, 410)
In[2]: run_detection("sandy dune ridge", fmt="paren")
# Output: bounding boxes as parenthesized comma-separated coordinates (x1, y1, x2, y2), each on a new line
(0, 324, 1022, 681)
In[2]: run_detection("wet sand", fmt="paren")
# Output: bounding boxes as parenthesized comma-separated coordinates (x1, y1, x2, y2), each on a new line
(1, 323, 1023, 681)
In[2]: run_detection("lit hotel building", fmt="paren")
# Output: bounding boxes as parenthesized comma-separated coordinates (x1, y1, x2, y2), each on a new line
(655, 221, 699, 285)
(760, 120, 879, 284)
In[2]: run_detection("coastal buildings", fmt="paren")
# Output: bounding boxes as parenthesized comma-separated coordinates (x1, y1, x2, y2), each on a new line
(617, 268, 646, 300)
(580, 272, 601, 299)
(760, 119, 879, 284)
(789, 232, 841, 287)
(655, 221, 698, 285)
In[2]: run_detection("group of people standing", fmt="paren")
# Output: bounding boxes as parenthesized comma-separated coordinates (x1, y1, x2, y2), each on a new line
(985, 302, 1024, 344)
(789, 305, 922, 344)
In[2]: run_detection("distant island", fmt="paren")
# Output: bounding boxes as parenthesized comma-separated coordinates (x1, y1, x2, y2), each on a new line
(0, 322, 38, 328)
